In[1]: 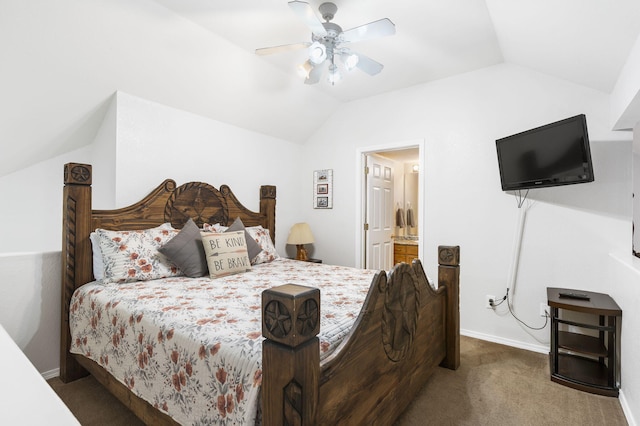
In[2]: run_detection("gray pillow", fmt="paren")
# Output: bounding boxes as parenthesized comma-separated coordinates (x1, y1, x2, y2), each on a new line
(226, 217, 263, 262)
(158, 218, 208, 278)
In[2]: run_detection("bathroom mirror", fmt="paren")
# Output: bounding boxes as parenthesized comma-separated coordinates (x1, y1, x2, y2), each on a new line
(402, 164, 419, 236)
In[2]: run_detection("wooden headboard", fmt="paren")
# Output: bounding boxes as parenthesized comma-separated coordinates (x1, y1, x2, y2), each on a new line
(60, 162, 276, 380)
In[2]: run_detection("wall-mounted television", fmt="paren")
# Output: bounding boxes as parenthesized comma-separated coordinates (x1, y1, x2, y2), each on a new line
(496, 114, 594, 191)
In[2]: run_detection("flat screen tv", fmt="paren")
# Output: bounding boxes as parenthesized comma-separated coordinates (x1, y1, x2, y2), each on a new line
(496, 114, 594, 191)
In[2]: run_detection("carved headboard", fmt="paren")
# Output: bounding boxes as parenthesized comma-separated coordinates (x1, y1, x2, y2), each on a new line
(62, 161, 276, 281)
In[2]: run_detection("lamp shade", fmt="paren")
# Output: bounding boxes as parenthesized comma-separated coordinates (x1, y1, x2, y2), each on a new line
(287, 223, 314, 245)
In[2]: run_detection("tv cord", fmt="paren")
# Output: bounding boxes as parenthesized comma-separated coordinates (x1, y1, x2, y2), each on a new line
(497, 288, 549, 330)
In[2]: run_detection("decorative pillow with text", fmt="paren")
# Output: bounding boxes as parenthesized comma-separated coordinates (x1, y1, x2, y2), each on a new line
(201, 230, 252, 278)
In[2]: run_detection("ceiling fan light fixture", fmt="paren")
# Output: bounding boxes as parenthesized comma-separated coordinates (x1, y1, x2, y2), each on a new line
(297, 60, 314, 79)
(308, 41, 327, 64)
(257, 1, 395, 85)
(341, 53, 359, 71)
(327, 63, 341, 85)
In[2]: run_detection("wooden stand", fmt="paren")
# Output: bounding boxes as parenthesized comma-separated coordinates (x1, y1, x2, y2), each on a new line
(547, 288, 621, 397)
(261, 247, 461, 425)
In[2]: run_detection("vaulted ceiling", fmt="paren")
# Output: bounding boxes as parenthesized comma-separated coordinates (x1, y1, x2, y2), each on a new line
(153, 0, 640, 100)
(2, 0, 640, 177)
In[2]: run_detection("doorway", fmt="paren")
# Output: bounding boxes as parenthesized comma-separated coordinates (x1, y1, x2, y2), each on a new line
(365, 153, 395, 270)
(356, 140, 423, 270)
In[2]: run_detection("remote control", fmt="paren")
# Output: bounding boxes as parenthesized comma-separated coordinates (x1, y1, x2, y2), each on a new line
(558, 291, 590, 300)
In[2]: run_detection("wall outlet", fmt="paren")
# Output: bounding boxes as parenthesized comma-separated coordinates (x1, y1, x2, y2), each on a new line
(539, 303, 548, 317)
(486, 295, 495, 309)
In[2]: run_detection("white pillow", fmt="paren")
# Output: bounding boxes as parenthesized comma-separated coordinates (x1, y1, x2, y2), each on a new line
(203, 223, 226, 233)
(246, 226, 280, 264)
(90, 232, 104, 280)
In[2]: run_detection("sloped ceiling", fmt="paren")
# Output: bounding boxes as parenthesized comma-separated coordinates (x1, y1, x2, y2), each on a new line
(151, 0, 505, 102)
(1, 0, 640, 177)
(153, 0, 640, 97)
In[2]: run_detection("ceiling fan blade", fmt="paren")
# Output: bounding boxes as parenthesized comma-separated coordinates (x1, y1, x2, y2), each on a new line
(341, 18, 396, 43)
(255, 42, 310, 56)
(353, 52, 384, 76)
(288, 1, 328, 37)
(305, 62, 324, 84)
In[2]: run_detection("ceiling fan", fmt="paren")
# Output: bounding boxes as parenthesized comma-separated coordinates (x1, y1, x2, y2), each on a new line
(256, 1, 395, 85)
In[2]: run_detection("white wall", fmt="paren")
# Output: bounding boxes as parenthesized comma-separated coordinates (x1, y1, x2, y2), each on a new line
(0, 91, 303, 376)
(608, 252, 640, 426)
(111, 92, 303, 255)
(611, 44, 640, 418)
(303, 63, 638, 419)
(0, 0, 337, 177)
(0, 145, 98, 376)
(634, 123, 640, 255)
(0, 0, 638, 420)
(0, 252, 61, 375)
(609, 123, 640, 425)
(612, 32, 640, 132)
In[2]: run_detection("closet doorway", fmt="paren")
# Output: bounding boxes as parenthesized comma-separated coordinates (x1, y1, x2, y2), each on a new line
(357, 140, 423, 270)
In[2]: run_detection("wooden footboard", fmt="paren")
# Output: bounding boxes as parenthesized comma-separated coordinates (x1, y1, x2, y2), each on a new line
(261, 247, 460, 425)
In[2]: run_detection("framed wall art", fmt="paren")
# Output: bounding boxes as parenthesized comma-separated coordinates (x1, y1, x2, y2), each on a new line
(313, 169, 333, 209)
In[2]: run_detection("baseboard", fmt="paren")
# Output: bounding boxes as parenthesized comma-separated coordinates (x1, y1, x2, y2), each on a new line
(461, 328, 549, 355)
(41, 367, 60, 380)
(619, 390, 637, 426)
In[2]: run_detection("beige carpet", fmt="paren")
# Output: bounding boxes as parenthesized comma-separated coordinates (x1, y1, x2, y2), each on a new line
(49, 336, 627, 425)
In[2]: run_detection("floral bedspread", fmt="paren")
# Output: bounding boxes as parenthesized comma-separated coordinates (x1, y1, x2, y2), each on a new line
(69, 258, 377, 425)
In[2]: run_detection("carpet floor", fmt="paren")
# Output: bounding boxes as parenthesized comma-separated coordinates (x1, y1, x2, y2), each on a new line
(49, 336, 627, 425)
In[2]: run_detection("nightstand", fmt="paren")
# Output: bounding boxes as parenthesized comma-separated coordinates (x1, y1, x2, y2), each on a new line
(547, 288, 621, 397)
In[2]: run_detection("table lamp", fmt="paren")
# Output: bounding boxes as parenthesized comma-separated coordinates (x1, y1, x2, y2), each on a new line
(287, 222, 314, 261)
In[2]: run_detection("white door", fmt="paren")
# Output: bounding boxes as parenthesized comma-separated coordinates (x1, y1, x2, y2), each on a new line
(365, 154, 394, 271)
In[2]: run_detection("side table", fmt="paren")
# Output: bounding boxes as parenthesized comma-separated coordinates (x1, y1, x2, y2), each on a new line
(547, 287, 621, 397)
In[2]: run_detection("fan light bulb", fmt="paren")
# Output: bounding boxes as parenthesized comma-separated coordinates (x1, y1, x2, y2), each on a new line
(308, 42, 327, 65)
(342, 53, 359, 71)
(327, 64, 341, 85)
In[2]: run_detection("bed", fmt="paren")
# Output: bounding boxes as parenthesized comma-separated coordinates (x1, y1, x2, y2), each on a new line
(60, 162, 460, 425)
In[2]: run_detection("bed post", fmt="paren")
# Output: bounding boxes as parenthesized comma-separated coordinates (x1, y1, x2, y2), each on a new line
(438, 245, 460, 370)
(60, 162, 93, 382)
(260, 185, 276, 244)
(262, 284, 320, 425)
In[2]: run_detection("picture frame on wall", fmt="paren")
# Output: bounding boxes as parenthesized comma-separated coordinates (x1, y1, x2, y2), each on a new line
(316, 197, 329, 208)
(314, 169, 333, 209)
